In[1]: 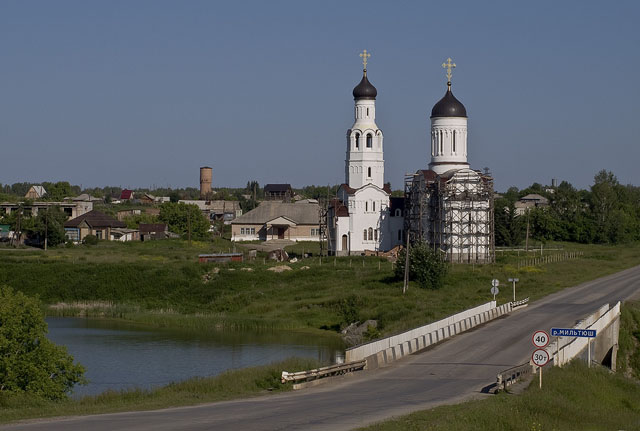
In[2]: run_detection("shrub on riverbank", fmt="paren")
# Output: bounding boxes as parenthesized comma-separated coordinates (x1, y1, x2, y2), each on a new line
(0, 357, 319, 424)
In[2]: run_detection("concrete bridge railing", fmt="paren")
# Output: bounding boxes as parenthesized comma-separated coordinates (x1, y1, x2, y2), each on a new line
(548, 301, 621, 369)
(346, 301, 512, 368)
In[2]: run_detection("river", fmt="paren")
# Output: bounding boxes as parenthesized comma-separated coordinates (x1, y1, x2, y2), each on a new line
(46, 317, 344, 398)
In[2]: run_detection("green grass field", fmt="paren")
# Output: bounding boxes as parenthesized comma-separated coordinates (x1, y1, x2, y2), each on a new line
(1, 240, 639, 335)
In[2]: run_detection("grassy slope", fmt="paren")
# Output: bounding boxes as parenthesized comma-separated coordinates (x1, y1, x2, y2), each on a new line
(1, 241, 639, 335)
(0, 357, 319, 424)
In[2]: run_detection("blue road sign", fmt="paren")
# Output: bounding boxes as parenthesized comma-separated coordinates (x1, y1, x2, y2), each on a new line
(550, 328, 596, 337)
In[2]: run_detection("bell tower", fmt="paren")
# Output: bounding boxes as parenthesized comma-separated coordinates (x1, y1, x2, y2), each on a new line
(345, 50, 384, 189)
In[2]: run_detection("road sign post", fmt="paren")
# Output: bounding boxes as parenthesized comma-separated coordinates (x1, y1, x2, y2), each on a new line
(531, 330, 550, 388)
(491, 279, 499, 301)
(532, 348, 550, 388)
(508, 278, 519, 302)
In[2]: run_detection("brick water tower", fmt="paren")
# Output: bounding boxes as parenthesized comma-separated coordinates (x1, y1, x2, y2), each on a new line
(200, 166, 212, 199)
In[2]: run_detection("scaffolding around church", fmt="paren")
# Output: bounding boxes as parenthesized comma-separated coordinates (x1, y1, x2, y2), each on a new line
(404, 169, 495, 264)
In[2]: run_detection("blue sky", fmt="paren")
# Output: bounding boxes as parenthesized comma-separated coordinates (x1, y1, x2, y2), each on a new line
(2, 0, 638, 191)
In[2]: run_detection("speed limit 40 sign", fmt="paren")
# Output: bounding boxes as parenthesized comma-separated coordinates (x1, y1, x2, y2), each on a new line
(532, 330, 550, 348)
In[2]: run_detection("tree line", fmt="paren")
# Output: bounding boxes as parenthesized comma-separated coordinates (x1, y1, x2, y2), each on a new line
(495, 170, 640, 246)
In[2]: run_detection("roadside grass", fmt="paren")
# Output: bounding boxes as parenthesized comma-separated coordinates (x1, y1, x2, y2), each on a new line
(618, 300, 640, 379)
(1, 241, 639, 336)
(0, 357, 320, 425)
(358, 361, 640, 431)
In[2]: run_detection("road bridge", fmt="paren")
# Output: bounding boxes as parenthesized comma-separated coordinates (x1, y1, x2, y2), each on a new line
(3, 265, 640, 431)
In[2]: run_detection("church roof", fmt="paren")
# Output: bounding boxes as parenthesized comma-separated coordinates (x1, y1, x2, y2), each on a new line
(431, 84, 467, 118)
(352, 71, 377, 100)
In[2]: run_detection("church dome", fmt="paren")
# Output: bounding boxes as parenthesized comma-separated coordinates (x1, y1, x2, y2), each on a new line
(353, 72, 377, 100)
(430, 85, 467, 118)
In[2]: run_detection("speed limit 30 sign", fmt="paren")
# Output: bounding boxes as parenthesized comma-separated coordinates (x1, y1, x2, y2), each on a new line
(532, 330, 550, 348)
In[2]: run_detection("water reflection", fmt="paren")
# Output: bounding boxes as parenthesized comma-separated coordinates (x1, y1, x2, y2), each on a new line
(46, 317, 344, 397)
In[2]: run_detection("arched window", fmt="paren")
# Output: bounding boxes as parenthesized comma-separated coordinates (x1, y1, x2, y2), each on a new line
(366, 107, 369, 116)
(395, 208, 401, 217)
(368, 167, 372, 178)
(374, 229, 378, 241)
(355, 133, 360, 149)
(439, 131, 443, 154)
(365, 201, 368, 211)
(366, 134, 372, 148)
(452, 131, 456, 153)
(368, 227, 373, 241)
(373, 201, 376, 211)
(363, 229, 367, 240)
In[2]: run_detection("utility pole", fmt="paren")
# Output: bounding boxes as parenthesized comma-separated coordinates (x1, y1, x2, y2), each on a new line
(525, 209, 530, 252)
(44, 209, 48, 251)
(187, 209, 192, 246)
(403, 230, 410, 294)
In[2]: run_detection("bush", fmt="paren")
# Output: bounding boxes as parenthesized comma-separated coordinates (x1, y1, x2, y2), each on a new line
(0, 286, 85, 400)
(83, 234, 98, 245)
(395, 242, 448, 290)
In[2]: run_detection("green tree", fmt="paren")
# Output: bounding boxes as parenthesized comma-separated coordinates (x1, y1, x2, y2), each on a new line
(33, 206, 68, 247)
(159, 202, 210, 239)
(495, 198, 523, 246)
(0, 286, 85, 400)
(42, 181, 72, 201)
(395, 242, 448, 290)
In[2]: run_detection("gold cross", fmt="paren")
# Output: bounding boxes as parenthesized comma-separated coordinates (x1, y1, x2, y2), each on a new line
(359, 49, 371, 70)
(442, 57, 456, 83)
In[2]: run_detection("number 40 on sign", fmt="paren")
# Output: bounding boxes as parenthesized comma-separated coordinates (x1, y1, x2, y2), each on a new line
(531, 330, 550, 388)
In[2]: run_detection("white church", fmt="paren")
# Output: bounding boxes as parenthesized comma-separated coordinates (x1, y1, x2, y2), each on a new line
(327, 51, 404, 255)
(328, 54, 494, 262)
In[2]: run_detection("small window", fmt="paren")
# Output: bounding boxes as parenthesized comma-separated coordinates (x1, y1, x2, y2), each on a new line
(366, 107, 369, 116)
(251, 228, 255, 234)
(397, 230, 402, 241)
(368, 167, 372, 178)
(453, 131, 456, 153)
(366, 134, 372, 148)
(439, 131, 443, 154)
(395, 209, 401, 217)
(365, 201, 368, 211)
(355, 133, 360, 149)
(241, 228, 245, 234)
(368, 227, 373, 241)
(374, 229, 378, 241)
(363, 229, 367, 240)
(373, 201, 376, 211)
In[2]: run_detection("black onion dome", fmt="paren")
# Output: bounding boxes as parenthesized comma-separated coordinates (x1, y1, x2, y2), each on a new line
(430, 85, 467, 118)
(352, 72, 377, 100)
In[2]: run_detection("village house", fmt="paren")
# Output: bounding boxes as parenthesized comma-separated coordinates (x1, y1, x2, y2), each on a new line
(0, 201, 93, 219)
(178, 200, 242, 224)
(139, 223, 169, 241)
(263, 184, 294, 201)
(24, 185, 47, 200)
(231, 201, 320, 242)
(63, 210, 126, 242)
(514, 193, 549, 216)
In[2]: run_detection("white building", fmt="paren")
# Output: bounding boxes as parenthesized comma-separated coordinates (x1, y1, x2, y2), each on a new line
(405, 59, 494, 263)
(328, 54, 404, 255)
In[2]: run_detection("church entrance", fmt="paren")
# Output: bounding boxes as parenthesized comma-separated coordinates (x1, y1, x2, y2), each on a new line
(342, 235, 348, 251)
(277, 227, 286, 239)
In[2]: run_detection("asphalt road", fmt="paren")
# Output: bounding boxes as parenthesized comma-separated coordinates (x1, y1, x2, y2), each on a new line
(4, 265, 640, 431)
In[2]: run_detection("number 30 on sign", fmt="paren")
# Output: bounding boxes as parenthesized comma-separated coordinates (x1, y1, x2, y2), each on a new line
(532, 348, 550, 367)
